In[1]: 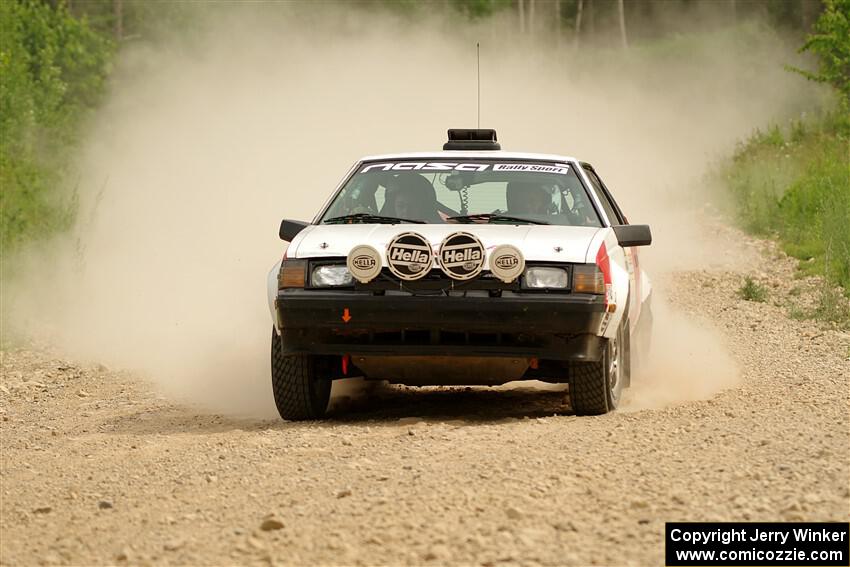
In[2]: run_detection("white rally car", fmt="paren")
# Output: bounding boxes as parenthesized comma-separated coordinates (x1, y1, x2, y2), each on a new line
(268, 129, 652, 420)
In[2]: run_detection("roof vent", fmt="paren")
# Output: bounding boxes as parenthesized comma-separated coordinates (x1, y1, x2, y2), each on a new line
(443, 128, 501, 151)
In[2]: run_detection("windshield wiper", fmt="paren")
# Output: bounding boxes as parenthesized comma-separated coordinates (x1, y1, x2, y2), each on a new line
(446, 213, 550, 225)
(324, 213, 425, 225)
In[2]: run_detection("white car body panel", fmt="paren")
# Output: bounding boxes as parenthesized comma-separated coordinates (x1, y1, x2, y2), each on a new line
(267, 260, 283, 334)
(640, 269, 653, 304)
(292, 224, 601, 264)
(269, 151, 652, 343)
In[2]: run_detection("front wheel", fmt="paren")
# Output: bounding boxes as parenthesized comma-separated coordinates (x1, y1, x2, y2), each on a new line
(271, 329, 331, 420)
(569, 323, 627, 415)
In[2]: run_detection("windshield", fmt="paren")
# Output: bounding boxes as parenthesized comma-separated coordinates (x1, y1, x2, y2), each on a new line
(319, 159, 602, 226)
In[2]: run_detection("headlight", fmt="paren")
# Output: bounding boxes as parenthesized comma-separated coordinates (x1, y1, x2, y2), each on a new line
(523, 267, 569, 289)
(311, 265, 354, 287)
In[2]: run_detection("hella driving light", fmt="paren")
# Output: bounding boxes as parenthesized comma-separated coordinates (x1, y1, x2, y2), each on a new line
(523, 267, 568, 289)
(311, 265, 354, 287)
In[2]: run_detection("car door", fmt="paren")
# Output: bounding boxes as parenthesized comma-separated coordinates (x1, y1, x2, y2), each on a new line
(581, 164, 641, 330)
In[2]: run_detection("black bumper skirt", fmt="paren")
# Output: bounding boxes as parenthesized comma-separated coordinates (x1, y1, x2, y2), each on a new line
(276, 290, 607, 361)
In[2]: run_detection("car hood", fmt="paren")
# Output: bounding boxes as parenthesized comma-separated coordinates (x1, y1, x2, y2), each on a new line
(291, 223, 602, 264)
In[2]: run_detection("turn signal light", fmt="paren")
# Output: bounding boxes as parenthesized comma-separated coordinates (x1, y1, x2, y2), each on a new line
(279, 259, 307, 289)
(595, 242, 615, 311)
(573, 265, 605, 294)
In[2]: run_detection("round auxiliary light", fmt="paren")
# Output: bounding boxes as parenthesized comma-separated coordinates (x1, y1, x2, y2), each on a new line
(386, 232, 433, 281)
(488, 244, 525, 283)
(346, 245, 382, 284)
(438, 232, 486, 281)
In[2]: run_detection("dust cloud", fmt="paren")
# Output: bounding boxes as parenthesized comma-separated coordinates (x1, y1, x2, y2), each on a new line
(3, 4, 823, 416)
(622, 296, 740, 410)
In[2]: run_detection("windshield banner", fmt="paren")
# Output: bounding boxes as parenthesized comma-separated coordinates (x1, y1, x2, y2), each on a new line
(360, 162, 570, 175)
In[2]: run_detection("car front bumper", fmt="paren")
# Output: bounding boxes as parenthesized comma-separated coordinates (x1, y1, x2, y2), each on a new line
(275, 290, 607, 362)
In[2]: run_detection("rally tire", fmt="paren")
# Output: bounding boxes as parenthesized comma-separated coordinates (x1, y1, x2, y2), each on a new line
(271, 329, 331, 421)
(569, 360, 609, 415)
(569, 323, 626, 415)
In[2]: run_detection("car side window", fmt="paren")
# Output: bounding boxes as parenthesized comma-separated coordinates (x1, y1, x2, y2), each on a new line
(582, 165, 623, 226)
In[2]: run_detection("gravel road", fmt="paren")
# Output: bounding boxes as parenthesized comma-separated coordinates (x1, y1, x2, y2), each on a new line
(2, 230, 848, 567)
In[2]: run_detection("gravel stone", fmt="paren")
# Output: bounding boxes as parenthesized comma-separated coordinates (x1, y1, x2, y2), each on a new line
(260, 518, 285, 531)
(0, 226, 847, 566)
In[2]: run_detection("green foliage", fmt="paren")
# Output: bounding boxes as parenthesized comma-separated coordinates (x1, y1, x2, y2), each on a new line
(778, 141, 850, 285)
(790, 118, 807, 142)
(812, 283, 850, 327)
(720, 112, 850, 305)
(789, 0, 850, 104)
(0, 0, 112, 251)
(738, 276, 768, 302)
(761, 124, 786, 147)
(786, 282, 850, 329)
(65, 0, 200, 42)
(448, 0, 513, 19)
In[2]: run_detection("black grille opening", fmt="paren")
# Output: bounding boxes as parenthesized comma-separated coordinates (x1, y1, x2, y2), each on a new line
(469, 332, 499, 345)
(404, 330, 430, 344)
(372, 331, 402, 344)
(329, 328, 549, 349)
(440, 331, 466, 345)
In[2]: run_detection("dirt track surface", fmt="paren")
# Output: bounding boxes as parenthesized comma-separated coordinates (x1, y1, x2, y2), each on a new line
(2, 232, 849, 567)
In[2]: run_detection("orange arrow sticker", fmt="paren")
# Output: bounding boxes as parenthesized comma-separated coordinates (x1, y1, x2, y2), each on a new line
(342, 308, 352, 323)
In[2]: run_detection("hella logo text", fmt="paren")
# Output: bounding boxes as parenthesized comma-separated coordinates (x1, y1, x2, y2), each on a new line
(390, 247, 430, 264)
(352, 255, 376, 270)
(494, 255, 519, 269)
(442, 248, 482, 263)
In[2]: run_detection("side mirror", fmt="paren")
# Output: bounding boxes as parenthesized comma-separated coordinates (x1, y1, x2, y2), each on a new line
(613, 224, 652, 247)
(279, 219, 310, 241)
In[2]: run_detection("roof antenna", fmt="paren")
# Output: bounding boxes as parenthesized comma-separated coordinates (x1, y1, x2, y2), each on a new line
(476, 42, 481, 128)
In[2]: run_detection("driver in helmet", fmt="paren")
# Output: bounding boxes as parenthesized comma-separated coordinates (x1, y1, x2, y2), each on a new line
(506, 181, 552, 216)
(381, 173, 443, 223)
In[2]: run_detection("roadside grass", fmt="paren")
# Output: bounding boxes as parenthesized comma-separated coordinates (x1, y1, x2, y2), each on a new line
(811, 284, 850, 329)
(738, 276, 769, 302)
(719, 110, 850, 324)
(787, 282, 850, 330)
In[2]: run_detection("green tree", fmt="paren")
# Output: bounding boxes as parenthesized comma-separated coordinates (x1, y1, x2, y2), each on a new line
(0, 0, 112, 249)
(790, 0, 850, 104)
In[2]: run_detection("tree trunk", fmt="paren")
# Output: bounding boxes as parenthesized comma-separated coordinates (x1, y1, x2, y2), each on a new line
(555, 0, 562, 46)
(528, 0, 535, 33)
(113, 0, 123, 41)
(519, 0, 525, 34)
(573, 0, 584, 50)
(617, 0, 628, 50)
(801, 0, 820, 32)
